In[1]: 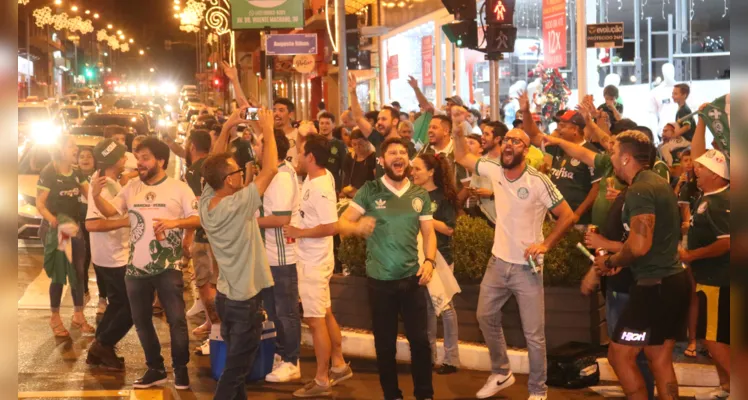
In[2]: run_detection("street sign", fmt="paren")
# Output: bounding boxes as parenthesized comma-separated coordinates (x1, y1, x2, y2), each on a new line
(586, 23, 624, 48)
(486, 25, 518, 53)
(266, 34, 318, 56)
(230, 0, 304, 30)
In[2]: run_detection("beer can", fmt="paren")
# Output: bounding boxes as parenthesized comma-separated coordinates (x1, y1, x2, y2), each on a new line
(528, 256, 540, 274)
(596, 248, 608, 257)
(286, 237, 296, 244)
(587, 225, 599, 234)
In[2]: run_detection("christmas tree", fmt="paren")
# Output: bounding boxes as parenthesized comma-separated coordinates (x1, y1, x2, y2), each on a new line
(532, 65, 571, 130)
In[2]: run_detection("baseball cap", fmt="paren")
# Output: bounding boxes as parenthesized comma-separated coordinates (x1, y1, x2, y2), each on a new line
(554, 110, 586, 128)
(93, 139, 127, 168)
(444, 95, 465, 107)
(695, 149, 730, 180)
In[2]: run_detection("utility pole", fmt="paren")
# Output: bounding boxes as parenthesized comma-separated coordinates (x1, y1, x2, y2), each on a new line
(26, 6, 31, 97)
(336, 0, 348, 111)
(487, 53, 502, 120)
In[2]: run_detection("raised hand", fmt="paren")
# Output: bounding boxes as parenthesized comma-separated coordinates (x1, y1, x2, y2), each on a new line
(347, 72, 357, 92)
(297, 120, 317, 137)
(518, 91, 530, 113)
(257, 108, 274, 135)
(221, 61, 238, 81)
(407, 75, 419, 90)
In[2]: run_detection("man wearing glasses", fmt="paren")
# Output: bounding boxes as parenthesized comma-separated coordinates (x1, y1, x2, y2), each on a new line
(197, 109, 279, 399)
(451, 109, 576, 400)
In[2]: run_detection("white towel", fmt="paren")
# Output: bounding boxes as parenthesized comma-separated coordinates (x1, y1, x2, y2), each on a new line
(417, 233, 461, 316)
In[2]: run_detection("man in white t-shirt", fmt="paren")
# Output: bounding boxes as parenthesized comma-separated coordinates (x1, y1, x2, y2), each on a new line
(91, 138, 200, 391)
(273, 98, 300, 167)
(254, 132, 304, 383)
(451, 111, 576, 400)
(283, 131, 353, 397)
(84, 139, 132, 371)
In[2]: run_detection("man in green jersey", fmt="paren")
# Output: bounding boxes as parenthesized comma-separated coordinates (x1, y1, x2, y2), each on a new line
(339, 137, 436, 400)
(593, 131, 690, 400)
(679, 144, 731, 399)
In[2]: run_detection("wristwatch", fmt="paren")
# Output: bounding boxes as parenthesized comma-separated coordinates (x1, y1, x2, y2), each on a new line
(424, 258, 435, 266)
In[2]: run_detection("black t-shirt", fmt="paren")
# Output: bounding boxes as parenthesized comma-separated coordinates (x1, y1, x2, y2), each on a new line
(342, 152, 376, 190)
(428, 188, 457, 265)
(325, 137, 348, 191)
(676, 104, 696, 142)
(185, 157, 208, 243)
(597, 102, 623, 123)
(37, 164, 89, 223)
(231, 139, 255, 172)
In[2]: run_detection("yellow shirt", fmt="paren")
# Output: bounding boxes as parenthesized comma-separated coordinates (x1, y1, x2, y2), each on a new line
(526, 145, 544, 170)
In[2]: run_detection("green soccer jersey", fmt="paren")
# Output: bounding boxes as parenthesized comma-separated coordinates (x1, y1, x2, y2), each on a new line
(351, 177, 433, 281)
(687, 186, 730, 287)
(544, 141, 602, 224)
(622, 170, 683, 280)
(185, 157, 208, 243)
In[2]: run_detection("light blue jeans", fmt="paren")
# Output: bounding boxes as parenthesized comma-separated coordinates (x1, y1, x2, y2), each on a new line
(476, 256, 547, 396)
(425, 263, 460, 366)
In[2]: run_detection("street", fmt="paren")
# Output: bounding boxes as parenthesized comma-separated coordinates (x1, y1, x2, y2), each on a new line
(18, 245, 607, 400)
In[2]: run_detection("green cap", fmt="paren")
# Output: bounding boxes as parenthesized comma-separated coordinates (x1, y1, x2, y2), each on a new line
(93, 139, 127, 168)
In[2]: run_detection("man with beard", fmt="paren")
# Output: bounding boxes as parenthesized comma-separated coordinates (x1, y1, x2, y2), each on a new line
(339, 137, 436, 400)
(318, 112, 347, 190)
(85, 139, 132, 370)
(284, 128, 353, 397)
(592, 130, 690, 400)
(273, 98, 300, 166)
(462, 121, 508, 227)
(91, 138, 200, 390)
(451, 109, 575, 400)
(519, 92, 601, 228)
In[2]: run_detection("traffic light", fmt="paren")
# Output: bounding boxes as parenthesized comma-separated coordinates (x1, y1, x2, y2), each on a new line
(441, 0, 478, 49)
(207, 61, 212, 68)
(485, 0, 518, 54)
(486, 0, 516, 25)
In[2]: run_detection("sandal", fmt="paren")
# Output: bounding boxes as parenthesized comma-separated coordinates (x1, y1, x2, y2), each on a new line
(50, 320, 70, 338)
(71, 318, 96, 334)
(684, 341, 697, 358)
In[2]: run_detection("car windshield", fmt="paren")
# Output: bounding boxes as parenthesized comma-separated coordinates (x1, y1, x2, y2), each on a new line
(18, 107, 50, 123)
(60, 108, 80, 119)
(82, 114, 147, 135)
(78, 100, 95, 106)
(114, 99, 134, 108)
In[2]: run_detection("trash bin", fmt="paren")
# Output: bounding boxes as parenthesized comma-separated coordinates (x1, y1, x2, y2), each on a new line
(210, 320, 277, 382)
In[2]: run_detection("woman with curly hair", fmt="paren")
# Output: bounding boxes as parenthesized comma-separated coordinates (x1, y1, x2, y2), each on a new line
(411, 153, 460, 374)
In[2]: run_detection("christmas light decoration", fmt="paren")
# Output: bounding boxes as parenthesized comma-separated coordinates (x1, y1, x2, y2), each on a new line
(18, 0, 30, 5)
(32, 7, 94, 34)
(179, 0, 206, 33)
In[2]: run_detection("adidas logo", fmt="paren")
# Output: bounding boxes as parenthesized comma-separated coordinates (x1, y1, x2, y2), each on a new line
(375, 199, 386, 209)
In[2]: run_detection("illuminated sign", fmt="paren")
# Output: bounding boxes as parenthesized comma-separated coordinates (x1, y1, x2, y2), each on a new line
(487, 0, 516, 25)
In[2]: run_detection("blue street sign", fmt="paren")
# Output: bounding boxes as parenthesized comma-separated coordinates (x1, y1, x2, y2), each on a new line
(266, 34, 318, 56)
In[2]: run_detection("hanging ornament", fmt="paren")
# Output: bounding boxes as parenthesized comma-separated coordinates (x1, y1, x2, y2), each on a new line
(722, 0, 728, 18)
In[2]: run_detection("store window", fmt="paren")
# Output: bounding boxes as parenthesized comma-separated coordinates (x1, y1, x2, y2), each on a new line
(382, 21, 436, 112)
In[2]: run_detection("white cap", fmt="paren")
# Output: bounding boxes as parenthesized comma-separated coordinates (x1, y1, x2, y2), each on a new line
(695, 149, 730, 180)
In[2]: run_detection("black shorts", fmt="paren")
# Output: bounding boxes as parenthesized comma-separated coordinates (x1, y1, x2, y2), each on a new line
(613, 270, 690, 346)
(696, 284, 730, 345)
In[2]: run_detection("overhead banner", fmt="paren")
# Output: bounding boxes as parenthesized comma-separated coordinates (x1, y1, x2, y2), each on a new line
(230, 0, 304, 30)
(586, 22, 624, 48)
(542, 0, 567, 68)
(421, 36, 433, 87)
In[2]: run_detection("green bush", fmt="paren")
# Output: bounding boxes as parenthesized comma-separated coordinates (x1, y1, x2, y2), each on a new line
(335, 216, 591, 287)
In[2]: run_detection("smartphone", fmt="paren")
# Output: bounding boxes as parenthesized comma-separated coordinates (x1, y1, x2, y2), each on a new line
(242, 107, 259, 121)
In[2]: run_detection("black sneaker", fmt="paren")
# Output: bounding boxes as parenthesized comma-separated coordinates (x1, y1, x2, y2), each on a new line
(174, 366, 190, 390)
(133, 368, 167, 388)
(436, 364, 458, 375)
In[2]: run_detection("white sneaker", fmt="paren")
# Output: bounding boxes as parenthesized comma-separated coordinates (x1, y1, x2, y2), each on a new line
(265, 361, 301, 383)
(528, 395, 547, 400)
(186, 298, 204, 317)
(476, 372, 515, 399)
(695, 388, 730, 400)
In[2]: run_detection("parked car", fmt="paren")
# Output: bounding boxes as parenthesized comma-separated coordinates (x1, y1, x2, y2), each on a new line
(80, 112, 152, 148)
(75, 99, 99, 115)
(57, 105, 85, 129)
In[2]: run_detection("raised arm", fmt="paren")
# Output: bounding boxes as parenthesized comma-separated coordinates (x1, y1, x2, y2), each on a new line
(407, 76, 435, 114)
(541, 135, 598, 167)
(451, 106, 480, 171)
(519, 91, 545, 147)
(212, 106, 249, 155)
(347, 72, 373, 137)
(90, 176, 120, 218)
(222, 61, 249, 108)
(252, 108, 279, 195)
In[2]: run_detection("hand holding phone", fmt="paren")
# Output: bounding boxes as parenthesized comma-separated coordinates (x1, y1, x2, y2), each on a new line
(242, 107, 259, 121)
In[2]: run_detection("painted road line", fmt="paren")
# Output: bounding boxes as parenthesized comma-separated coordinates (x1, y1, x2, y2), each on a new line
(18, 269, 101, 310)
(18, 389, 132, 398)
(590, 385, 722, 398)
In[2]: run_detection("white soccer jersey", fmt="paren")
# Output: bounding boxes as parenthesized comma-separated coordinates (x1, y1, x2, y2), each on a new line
(261, 160, 301, 266)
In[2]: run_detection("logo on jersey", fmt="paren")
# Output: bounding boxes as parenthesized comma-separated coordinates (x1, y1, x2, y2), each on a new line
(145, 192, 156, 203)
(331, 146, 338, 155)
(430, 201, 438, 213)
(570, 158, 581, 167)
(191, 199, 198, 210)
(697, 201, 708, 214)
(517, 187, 529, 199)
(375, 199, 387, 209)
(550, 167, 575, 180)
(412, 198, 424, 212)
(303, 190, 310, 201)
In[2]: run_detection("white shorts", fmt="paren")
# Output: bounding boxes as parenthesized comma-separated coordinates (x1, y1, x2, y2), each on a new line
(297, 261, 334, 318)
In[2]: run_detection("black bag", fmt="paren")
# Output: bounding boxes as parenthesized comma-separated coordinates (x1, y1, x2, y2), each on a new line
(546, 341, 602, 389)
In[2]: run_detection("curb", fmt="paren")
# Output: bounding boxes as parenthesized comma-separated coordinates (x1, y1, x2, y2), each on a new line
(300, 326, 719, 387)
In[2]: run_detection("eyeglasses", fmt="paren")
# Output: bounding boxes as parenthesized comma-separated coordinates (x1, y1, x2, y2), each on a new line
(503, 137, 528, 147)
(224, 169, 244, 180)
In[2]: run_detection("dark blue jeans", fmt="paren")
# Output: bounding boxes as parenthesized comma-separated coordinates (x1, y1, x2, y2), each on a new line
(215, 291, 264, 400)
(95, 265, 133, 347)
(125, 269, 189, 371)
(262, 264, 300, 364)
(606, 289, 655, 400)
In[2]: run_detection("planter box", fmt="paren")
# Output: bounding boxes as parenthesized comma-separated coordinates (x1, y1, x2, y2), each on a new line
(330, 274, 607, 349)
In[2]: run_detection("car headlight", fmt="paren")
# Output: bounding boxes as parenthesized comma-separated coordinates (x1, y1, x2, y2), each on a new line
(158, 118, 173, 127)
(177, 123, 185, 133)
(164, 104, 173, 112)
(30, 121, 61, 145)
